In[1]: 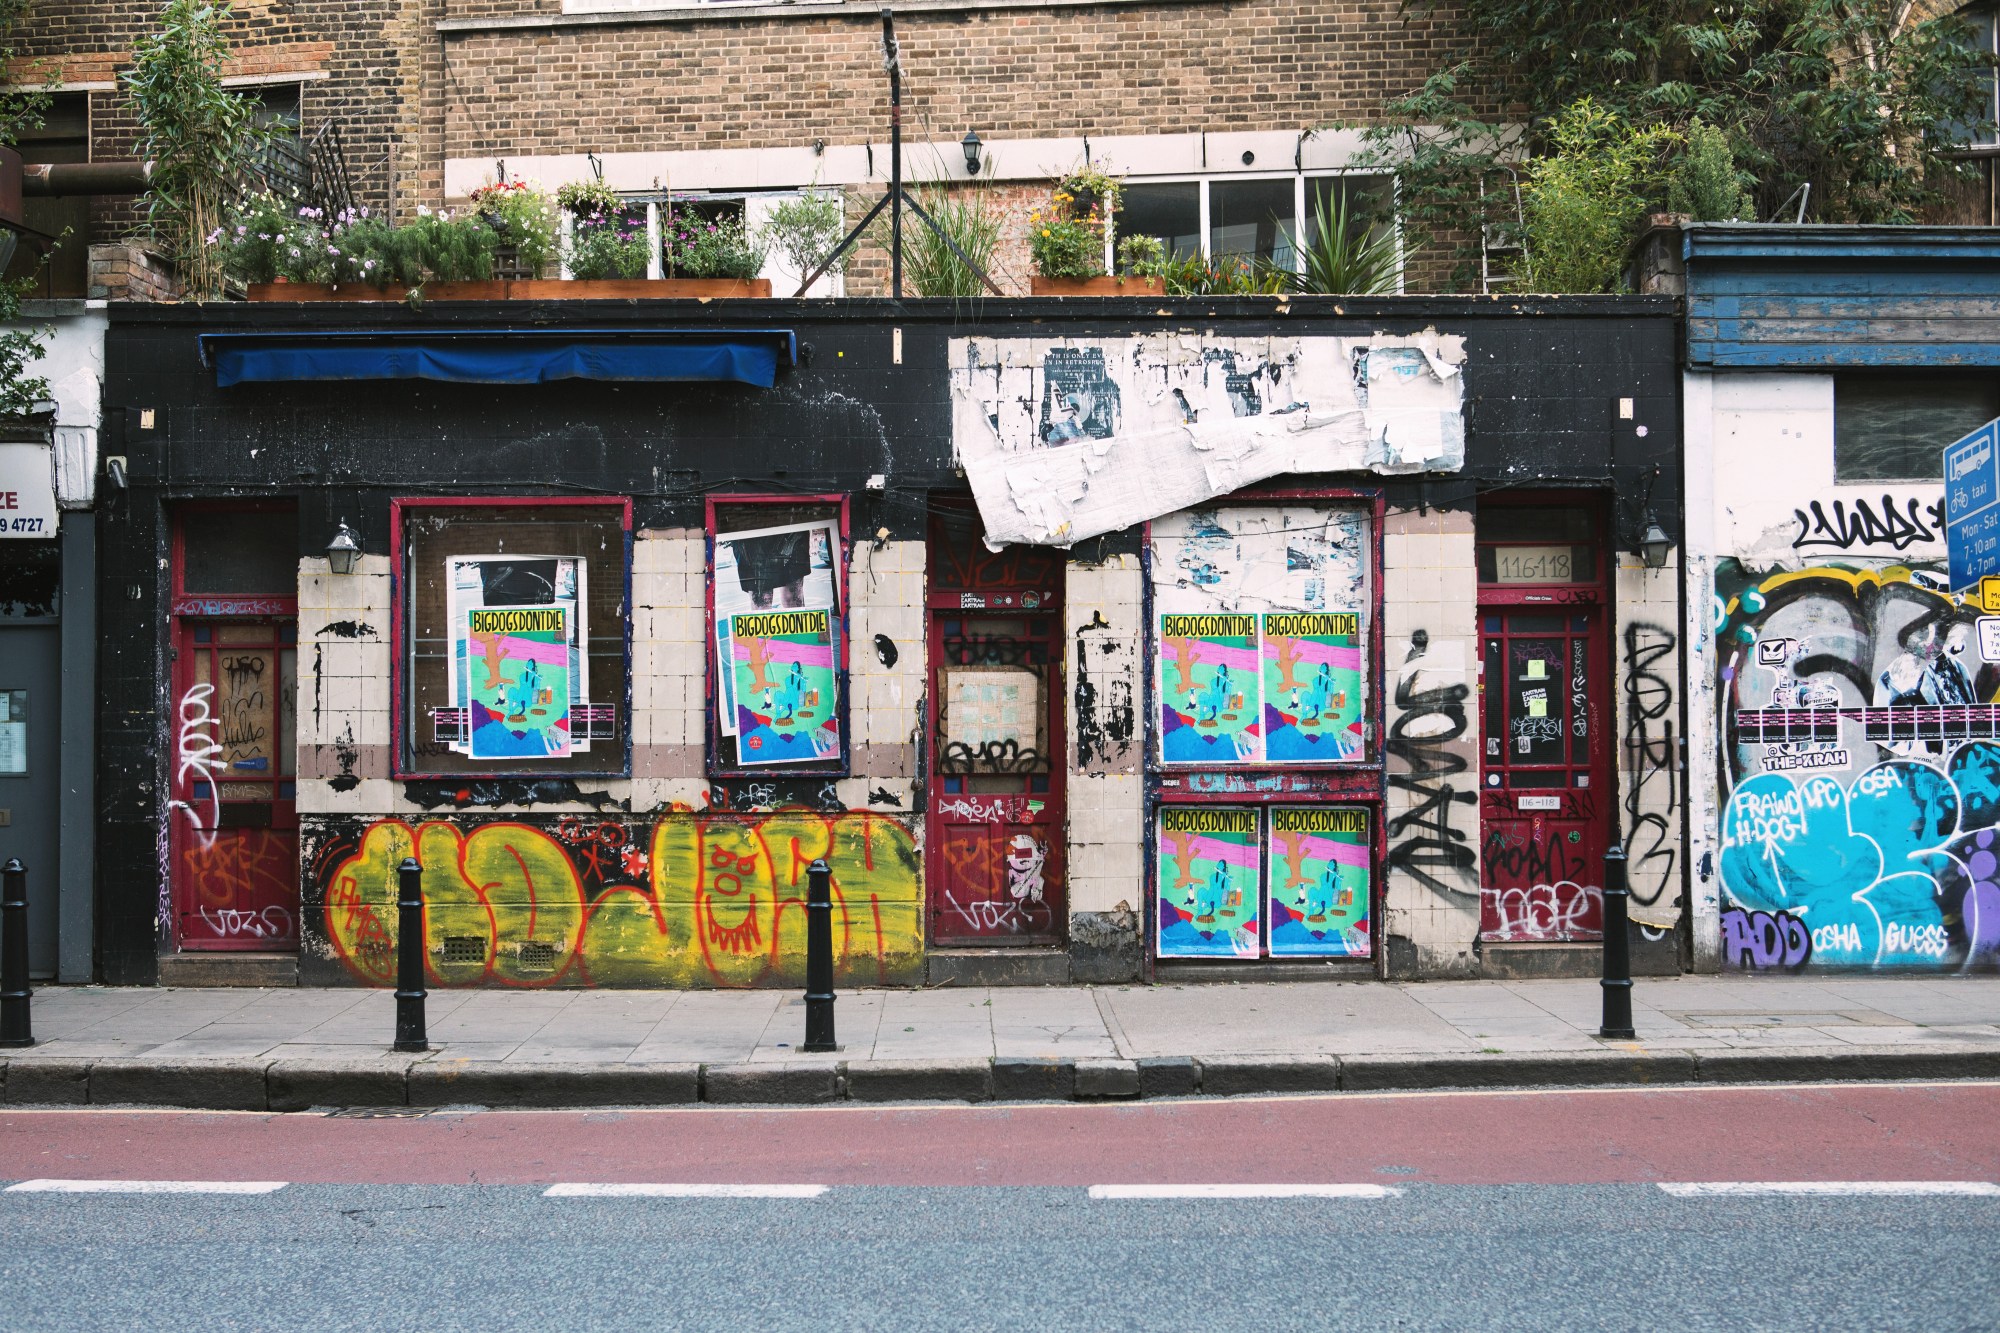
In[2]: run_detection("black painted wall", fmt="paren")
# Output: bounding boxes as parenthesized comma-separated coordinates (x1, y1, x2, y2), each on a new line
(97, 294, 1682, 983)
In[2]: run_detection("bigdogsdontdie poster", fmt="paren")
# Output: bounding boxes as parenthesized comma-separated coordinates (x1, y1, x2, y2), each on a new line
(729, 608, 841, 765)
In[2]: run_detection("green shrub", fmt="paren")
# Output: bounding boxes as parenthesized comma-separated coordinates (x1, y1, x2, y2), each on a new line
(1116, 234, 1167, 279)
(1289, 186, 1400, 295)
(894, 186, 1001, 298)
(761, 191, 848, 287)
(1520, 98, 1679, 294)
(1669, 120, 1754, 223)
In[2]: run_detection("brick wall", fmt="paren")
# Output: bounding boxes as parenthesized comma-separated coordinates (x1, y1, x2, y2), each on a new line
(15, 0, 438, 237)
(436, 3, 1461, 163)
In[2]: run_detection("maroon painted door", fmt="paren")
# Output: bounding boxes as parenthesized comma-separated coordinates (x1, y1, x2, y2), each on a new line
(925, 503, 1066, 945)
(1475, 499, 1612, 943)
(170, 617, 300, 949)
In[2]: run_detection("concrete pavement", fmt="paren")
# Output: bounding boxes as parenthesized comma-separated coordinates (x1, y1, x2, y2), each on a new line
(7, 974, 2000, 1107)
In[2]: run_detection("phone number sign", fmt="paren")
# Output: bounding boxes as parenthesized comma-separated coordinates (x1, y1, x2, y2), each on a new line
(0, 443, 57, 539)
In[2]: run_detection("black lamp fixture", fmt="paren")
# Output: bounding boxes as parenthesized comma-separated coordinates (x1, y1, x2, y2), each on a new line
(962, 129, 983, 176)
(1640, 513, 1672, 570)
(327, 519, 361, 575)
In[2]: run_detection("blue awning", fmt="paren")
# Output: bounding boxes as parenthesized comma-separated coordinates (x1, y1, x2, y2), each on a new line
(199, 328, 797, 388)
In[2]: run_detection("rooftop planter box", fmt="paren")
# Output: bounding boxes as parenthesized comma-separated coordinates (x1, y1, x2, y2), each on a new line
(246, 278, 773, 301)
(1029, 275, 1167, 297)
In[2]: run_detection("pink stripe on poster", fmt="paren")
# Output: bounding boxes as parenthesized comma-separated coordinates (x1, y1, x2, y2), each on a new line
(1168, 641, 1260, 674)
(1187, 834, 1258, 869)
(735, 640, 836, 670)
(1282, 641, 1363, 671)
(489, 635, 569, 667)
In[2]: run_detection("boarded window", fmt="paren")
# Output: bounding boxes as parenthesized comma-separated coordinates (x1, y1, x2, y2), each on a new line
(181, 508, 298, 595)
(708, 499, 847, 775)
(401, 504, 627, 776)
(1834, 373, 2000, 482)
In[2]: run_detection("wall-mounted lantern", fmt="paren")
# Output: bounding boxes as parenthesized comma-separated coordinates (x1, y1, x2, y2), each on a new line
(962, 129, 983, 176)
(1640, 514, 1672, 570)
(327, 519, 361, 575)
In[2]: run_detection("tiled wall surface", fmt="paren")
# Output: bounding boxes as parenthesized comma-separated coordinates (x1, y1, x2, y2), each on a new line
(1380, 506, 1482, 975)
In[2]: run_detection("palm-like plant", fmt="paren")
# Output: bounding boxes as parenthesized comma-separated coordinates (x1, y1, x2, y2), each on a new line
(1288, 187, 1400, 295)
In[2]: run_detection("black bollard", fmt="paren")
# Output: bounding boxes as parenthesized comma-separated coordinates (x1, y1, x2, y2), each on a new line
(802, 858, 837, 1052)
(394, 856, 429, 1052)
(1599, 843, 1635, 1039)
(1, 858, 32, 1048)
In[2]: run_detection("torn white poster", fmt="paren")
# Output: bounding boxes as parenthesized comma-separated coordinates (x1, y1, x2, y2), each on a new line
(951, 331, 1466, 547)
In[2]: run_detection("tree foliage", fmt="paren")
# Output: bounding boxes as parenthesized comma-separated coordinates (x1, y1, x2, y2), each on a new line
(124, 0, 271, 299)
(1361, 0, 1996, 289)
(1520, 99, 1680, 293)
(0, 0, 52, 417)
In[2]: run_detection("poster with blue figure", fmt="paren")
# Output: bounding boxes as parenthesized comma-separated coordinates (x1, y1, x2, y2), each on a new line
(730, 607, 841, 766)
(1156, 806, 1260, 958)
(1266, 806, 1371, 957)
(1159, 613, 1261, 764)
(462, 605, 573, 759)
(1263, 612, 1364, 763)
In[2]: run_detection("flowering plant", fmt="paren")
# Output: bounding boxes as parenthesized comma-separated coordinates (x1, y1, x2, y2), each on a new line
(469, 179, 556, 275)
(566, 204, 652, 280)
(663, 207, 765, 281)
(1027, 188, 1106, 279)
(556, 179, 625, 219)
(212, 194, 493, 288)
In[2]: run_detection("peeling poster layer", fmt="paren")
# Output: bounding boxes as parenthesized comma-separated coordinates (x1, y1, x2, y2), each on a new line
(950, 331, 1467, 547)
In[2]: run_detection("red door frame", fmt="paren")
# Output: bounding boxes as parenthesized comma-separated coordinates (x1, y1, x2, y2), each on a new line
(923, 502, 1067, 946)
(1473, 491, 1614, 943)
(168, 501, 300, 951)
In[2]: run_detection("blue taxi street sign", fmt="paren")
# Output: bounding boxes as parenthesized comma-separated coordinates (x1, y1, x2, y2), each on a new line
(1945, 417, 2000, 592)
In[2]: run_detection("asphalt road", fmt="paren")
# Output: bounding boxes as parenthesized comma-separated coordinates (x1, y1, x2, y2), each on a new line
(5, 1083, 1999, 1332)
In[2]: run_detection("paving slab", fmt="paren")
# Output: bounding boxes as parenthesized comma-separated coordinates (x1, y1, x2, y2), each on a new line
(14, 974, 2000, 1108)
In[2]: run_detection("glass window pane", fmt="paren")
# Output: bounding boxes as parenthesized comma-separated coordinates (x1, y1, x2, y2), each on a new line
(1209, 179, 1296, 268)
(182, 510, 298, 595)
(1477, 506, 1595, 543)
(1119, 183, 1201, 261)
(1303, 174, 1395, 247)
(1835, 373, 2000, 481)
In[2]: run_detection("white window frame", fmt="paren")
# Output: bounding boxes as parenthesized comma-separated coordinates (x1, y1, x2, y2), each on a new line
(1115, 171, 1403, 290)
(557, 188, 844, 295)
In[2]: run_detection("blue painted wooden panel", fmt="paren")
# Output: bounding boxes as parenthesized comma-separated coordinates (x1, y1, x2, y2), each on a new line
(1682, 226, 2000, 368)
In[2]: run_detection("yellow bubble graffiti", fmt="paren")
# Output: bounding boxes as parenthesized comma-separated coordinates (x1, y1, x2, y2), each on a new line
(325, 810, 924, 988)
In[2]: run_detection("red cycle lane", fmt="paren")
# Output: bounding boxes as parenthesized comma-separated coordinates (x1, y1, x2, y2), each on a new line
(3, 1082, 1997, 1188)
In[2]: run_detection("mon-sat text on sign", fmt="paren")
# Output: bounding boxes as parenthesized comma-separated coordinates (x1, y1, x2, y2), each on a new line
(1945, 417, 2000, 592)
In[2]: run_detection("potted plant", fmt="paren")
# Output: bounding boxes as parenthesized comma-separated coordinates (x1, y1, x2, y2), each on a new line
(1028, 179, 1163, 296)
(557, 180, 651, 289)
(661, 205, 772, 297)
(759, 190, 847, 295)
(470, 179, 556, 280)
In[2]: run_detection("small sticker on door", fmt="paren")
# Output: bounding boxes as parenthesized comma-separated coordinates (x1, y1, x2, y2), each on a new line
(1523, 687, 1548, 718)
(1487, 737, 1500, 756)
(1517, 736, 1532, 753)
(1524, 658, 1547, 680)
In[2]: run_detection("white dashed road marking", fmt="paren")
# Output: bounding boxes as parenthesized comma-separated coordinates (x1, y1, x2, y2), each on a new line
(1088, 1184, 1404, 1200)
(1657, 1181, 2000, 1198)
(543, 1183, 829, 1198)
(5, 1179, 289, 1195)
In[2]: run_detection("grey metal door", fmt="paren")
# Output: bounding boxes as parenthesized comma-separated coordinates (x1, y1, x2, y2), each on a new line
(0, 622, 59, 976)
